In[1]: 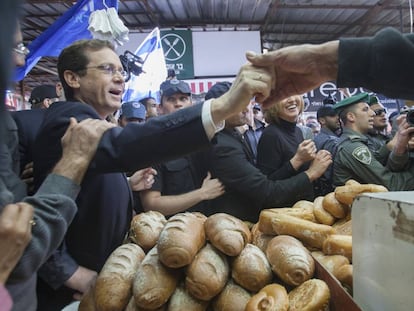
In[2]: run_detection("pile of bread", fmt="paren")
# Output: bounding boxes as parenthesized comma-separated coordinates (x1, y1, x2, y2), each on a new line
(79, 180, 387, 311)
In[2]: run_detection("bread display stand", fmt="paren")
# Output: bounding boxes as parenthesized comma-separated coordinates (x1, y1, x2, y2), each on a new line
(352, 192, 414, 311)
(313, 257, 361, 311)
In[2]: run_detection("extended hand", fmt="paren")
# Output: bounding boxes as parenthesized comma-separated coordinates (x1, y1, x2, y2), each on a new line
(0, 202, 34, 284)
(246, 40, 339, 106)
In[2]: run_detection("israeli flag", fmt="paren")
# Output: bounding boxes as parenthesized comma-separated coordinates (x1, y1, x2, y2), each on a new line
(122, 27, 167, 103)
(15, 0, 118, 81)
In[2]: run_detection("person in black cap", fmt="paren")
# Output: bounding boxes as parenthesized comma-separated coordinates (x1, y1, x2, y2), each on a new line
(313, 104, 340, 195)
(332, 93, 414, 189)
(158, 78, 193, 114)
(139, 78, 224, 216)
(315, 105, 340, 152)
(118, 100, 147, 126)
(28, 84, 60, 109)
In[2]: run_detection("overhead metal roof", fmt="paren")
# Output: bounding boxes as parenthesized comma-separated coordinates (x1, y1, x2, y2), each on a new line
(18, 0, 413, 94)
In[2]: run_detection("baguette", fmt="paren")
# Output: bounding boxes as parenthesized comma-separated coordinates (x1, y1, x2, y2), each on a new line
(322, 192, 348, 219)
(270, 213, 336, 249)
(288, 279, 330, 311)
(245, 283, 289, 311)
(266, 235, 315, 286)
(157, 212, 206, 268)
(204, 213, 251, 256)
(167, 283, 209, 311)
(94, 243, 145, 311)
(258, 208, 316, 235)
(133, 247, 180, 309)
(232, 244, 273, 292)
(212, 280, 252, 311)
(313, 196, 335, 225)
(322, 234, 352, 262)
(129, 211, 167, 251)
(185, 243, 229, 301)
(335, 183, 388, 206)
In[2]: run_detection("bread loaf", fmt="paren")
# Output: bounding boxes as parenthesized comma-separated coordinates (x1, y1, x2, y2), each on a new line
(94, 243, 145, 311)
(322, 234, 352, 262)
(245, 283, 289, 311)
(157, 212, 206, 268)
(336, 264, 353, 291)
(185, 243, 229, 301)
(288, 279, 330, 311)
(129, 211, 166, 251)
(258, 208, 316, 235)
(333, 219, 352, 236)
(312, 252, 350, 277)
(335, 183, 388, 206)
(231, 244, 273, 292)
(266, 235, 315, 286)
(313, 196, 335, 225)
(125, 296, 167, 311)
(251, 223, 274, 253)
(270, 213, 336, 249)
(133, 247, 180, 309)
(292, 200, 314, 210)
(212, 280, 252, 311)
(167, 283, 209, 311)
(322, 192, 348, 219)
(204, 213, 251, 256)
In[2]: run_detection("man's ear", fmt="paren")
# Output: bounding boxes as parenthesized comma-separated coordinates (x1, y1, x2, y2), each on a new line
(64, 70, 80, 89)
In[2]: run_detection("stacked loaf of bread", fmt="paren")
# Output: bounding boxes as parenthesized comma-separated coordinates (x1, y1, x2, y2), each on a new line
(257, 179, 387, 294)
(79, 180, 387, 310)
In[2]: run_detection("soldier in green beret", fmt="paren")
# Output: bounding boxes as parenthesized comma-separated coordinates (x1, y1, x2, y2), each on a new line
(332, 93, 414, 189)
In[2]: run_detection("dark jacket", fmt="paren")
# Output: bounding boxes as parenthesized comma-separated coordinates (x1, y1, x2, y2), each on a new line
(338, 27, 414, 100)
(256, 120, 314, 204)
(11, 109, 46, 173)
(206, 128, 313, 222)
(33, 101, 211, 310)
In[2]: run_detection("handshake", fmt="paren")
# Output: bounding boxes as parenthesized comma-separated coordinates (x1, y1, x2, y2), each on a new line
(216, 40, 340, 120)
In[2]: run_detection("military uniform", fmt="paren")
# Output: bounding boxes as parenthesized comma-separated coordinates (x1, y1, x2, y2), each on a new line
(332, 93, 414, 190)
(366, 132, 391, 164)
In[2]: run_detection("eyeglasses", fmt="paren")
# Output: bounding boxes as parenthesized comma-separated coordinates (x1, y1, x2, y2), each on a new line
(374, 108, 387, 116)
(13, 42, 30, 56)
(85, 64, 128, 80)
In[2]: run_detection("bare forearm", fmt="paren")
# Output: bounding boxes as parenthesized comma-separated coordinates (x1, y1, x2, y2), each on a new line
(52, 155, 91, 185)
(316, 40, 339, 82)
(140, 190, 204, 216)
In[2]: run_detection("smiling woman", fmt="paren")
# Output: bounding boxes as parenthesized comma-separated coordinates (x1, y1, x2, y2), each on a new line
(256, 95, 332, 206)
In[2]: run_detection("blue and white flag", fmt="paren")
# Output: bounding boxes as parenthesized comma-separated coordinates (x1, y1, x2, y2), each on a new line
(122, 28, 167, 103)
(15, 0, 118, 81)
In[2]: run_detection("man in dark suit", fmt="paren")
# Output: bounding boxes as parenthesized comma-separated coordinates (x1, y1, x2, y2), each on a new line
(204, 82, 331, 222)
(33, 38, 274, 309)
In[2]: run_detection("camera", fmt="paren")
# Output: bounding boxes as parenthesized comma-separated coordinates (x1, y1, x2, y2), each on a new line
(119, 50, 145, 82)
(405, 108, 414, 126)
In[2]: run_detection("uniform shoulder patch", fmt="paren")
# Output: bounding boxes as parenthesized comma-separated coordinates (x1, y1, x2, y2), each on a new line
(352, 146, 372, 165)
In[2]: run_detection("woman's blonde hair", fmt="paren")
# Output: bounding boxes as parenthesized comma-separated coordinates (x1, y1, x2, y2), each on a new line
(264, 95, 305, 124)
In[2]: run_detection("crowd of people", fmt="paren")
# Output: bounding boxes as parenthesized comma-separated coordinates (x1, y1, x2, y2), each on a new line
(1, 2, 414, 311)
